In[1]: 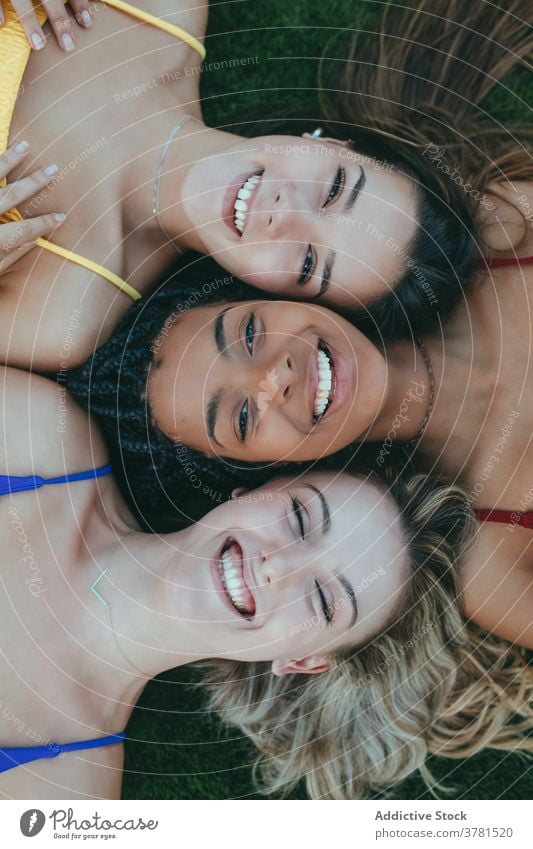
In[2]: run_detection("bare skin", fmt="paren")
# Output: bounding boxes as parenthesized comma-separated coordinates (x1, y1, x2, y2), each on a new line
(0, 367, 409, 799)
(1, 0, 208, 370)
(414, 187, 533, 646)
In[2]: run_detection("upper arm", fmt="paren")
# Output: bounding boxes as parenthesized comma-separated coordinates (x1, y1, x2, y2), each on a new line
(0, 366, 108, 477)
(462, 526, 533, 648)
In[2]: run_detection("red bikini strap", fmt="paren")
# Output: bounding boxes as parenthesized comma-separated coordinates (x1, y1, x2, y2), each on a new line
(475, 508, 533, 529)
(482, 256, 533, 268)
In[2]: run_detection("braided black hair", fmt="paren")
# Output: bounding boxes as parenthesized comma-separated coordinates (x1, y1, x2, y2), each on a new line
(67, 253, 285, 531)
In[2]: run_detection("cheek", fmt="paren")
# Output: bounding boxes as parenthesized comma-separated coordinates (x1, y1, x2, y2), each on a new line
(236, 244, 295, 291)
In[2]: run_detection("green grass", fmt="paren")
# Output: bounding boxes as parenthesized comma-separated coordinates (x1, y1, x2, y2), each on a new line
(122, 0, 533, 800)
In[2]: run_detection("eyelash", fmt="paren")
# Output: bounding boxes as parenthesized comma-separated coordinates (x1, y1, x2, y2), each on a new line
(244, 313, 255, 355)
(237, 315, 256, 441)
(324, 165, 345, 208)
(315, 578, 334, 627)
(291, 496, 306, 539)
(290, 496, 333, 627)
(298, 167, 345, 285)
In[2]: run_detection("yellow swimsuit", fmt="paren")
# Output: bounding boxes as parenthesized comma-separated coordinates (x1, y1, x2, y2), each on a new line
(0, 0, 206, 301)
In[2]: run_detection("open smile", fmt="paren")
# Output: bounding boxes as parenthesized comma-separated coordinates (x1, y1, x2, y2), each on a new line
(212, 537, 256, 619)
(222, 170, 264, 237)
(310, 341, 336, 424)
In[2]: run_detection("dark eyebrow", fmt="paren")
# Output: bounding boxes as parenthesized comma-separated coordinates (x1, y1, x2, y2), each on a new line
(335, 571, 358, 628)
(303, 484, 331, 534)
(214, 308, 231, 358)
(343, 167, 366, 214)
(206, 388, 224, 448)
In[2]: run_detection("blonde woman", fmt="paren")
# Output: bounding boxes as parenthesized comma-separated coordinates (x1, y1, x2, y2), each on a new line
(1, 366, 532, 800)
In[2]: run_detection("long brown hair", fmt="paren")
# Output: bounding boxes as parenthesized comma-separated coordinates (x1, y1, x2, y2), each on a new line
(322, 0, 533, 224)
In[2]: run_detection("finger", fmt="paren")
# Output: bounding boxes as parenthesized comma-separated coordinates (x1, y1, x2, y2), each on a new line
(43, 0, 75, 51)
(70, 0, 92, 28)
(0, 141, 30, 181)
(0, 242, 38, 275)
(0, 163, 60, 216)
(10, 0, 46, 50)
(0, 4, 5, 26)
(0, 213, 65, 256)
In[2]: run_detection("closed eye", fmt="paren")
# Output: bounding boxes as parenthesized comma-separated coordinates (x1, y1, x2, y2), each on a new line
(291, 496, 307, 539)
(315, 578, 334, 626)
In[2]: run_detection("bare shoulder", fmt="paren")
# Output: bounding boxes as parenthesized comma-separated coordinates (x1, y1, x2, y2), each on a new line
(0, 366, 108, 478)
(462, 522, 533, 648)
(0, 743, 124, 800)
(143, 0, 209, 43)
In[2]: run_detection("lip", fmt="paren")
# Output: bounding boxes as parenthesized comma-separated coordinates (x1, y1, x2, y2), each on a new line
(307, 345, 319, 426)
(319, 339, 350, 422)
(222, 169, 263, 237)
(210, 537, 257, 620)
(308, 339, 350, 426)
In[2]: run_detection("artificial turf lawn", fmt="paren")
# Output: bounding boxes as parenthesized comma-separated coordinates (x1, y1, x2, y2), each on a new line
(121, 0, 533, 800)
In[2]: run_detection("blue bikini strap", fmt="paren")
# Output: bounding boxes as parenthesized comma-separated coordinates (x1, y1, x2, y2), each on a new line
(0, 464, 112, 494)
(0, 732, 126, 773)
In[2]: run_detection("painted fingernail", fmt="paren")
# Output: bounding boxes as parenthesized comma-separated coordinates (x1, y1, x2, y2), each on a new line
(61, 33, 75, 52)
(81, 11, 92, 27)
(44, 164, 59, 177)
(14, 141, 29, 154)
(53, 213, 66, 223)
(31, 32, 46, 50)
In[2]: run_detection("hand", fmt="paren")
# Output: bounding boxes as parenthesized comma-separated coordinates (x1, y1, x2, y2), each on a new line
(0, 1, 92, 52)
(0, 141, 66, 275)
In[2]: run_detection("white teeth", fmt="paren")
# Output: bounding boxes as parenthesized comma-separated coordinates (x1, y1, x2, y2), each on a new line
(218, 547, 254, 614)
(314, 348, 333, 419)
(233, 173, 261, 234)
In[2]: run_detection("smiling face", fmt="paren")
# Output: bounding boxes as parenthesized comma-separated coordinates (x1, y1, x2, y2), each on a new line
(163, 471, 409, 670)
(148, 299, 388, 463)
(180, 135, 418, 309)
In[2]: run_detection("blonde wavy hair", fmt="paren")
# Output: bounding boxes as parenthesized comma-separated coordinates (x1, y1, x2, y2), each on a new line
(196, 473, 533, 799)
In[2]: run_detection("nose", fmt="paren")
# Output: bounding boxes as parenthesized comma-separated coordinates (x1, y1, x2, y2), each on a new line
(264, 184, 303, 239)
(260, 546, 297, 588)
(254, 349, 297, 409)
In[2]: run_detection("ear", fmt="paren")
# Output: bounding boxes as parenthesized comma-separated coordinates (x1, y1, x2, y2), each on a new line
(477, 182, 528, 252)
(271, 655, 333, 677)
(231, 486, 248, 499)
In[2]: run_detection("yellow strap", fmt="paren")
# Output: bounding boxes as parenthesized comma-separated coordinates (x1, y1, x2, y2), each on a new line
(101, 0, 206, 60)
(35, 237, 141, 301)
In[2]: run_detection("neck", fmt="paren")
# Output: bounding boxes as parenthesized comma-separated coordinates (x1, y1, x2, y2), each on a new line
(122, 116, 242, 255)
(364, 339, 432, 444)
(87, 523, 201, 687)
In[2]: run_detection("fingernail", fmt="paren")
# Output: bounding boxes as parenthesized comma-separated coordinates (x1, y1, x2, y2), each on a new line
(14, 141, 29, 154)
(31, 32, 46, 50)
(61, 33, 75, 52)
(53, 213, 66, 223)
(44, 164, 59, 177)
(81, 10, 92, 27)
